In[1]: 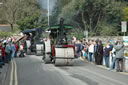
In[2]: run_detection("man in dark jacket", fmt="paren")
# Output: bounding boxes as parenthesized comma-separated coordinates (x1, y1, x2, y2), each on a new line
(75, 40, 82, 58)
(104, 43, 112, 67)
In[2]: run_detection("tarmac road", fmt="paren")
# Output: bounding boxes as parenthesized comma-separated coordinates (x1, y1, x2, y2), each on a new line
(6, 55, 128, 85)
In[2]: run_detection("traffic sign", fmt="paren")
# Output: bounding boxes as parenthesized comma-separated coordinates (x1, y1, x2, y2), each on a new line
(84, 31, 88, 36)
(121, 21, 127, 32)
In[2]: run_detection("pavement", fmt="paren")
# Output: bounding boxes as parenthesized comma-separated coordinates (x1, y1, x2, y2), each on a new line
(1, 55, 128, 85)
(80, 56, 128, 75)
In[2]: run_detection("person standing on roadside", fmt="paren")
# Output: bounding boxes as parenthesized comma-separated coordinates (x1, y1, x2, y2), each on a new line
(94, 40, 99, 64)
(0, 42, 2, 68)
(5, 41, 11, 63)
(104, 43, 112, 67)
(75, 40, 82, 58)
(1, 43, 6, 65)
(11, 41, 16, 60)
(115, 41, 125, 72)
(88, 40, 94, 62)
(97, 40, 103, 65)
(83, 42, 88, 60)
(110, 41, 118, 70)
(14, 43, 18, 57)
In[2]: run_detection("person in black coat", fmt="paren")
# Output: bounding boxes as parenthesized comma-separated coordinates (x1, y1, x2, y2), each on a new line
(94, 40, 99, 64)
(97, 41, 103, 65)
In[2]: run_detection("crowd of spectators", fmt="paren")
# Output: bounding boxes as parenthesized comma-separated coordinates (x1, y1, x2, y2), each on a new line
(0, 37, 19, 74)
(0, 36, 126, 73)
(73, 37, 125, 72)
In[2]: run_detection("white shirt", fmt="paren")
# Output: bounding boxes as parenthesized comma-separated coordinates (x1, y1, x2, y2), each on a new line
(88, 44, 94, 53)
(112, 48, 116, 57)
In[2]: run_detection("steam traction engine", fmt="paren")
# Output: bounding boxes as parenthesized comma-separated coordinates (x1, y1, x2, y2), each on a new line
(43, 18, 75, 66)
(23, 28, 44, 56)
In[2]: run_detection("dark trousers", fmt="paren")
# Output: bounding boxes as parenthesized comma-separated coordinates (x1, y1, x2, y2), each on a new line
(19, 50, 24, 57)
(2, 57, 5, 65)
(5, 53, 10, 63)
(0, 57, 2, 68)
(116, 58, 123, 71)
(15, 52, 17, 57)
(0, 63, 2, 68)
(94, 52, 98, 64)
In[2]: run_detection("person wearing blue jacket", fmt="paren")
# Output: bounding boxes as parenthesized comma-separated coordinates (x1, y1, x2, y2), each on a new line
(11, 42, 16, 60)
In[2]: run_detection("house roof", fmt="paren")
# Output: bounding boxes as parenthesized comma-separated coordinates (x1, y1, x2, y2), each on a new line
(0, 24, 11, 32)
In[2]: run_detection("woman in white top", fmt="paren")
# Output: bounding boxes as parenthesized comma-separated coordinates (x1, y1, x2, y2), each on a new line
(88, 41, 94, 62)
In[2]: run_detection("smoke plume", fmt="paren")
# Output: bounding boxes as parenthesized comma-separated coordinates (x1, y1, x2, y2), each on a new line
(40, 0, 57, 15)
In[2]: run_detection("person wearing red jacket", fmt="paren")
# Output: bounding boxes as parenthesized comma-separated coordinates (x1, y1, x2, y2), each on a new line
(2, 45, 5, 65)
(14, 43, 18, 57)
(0, 43, 2, 68)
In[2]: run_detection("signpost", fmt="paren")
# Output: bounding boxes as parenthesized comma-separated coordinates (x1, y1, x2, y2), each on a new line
(122, 21, 128, 72)
(0, 2, 3, 7)
(47, 0, 50, 27)
(0, 2, 3, 5)
(121, 21, 127, 36)
(84, 31, 88, 41)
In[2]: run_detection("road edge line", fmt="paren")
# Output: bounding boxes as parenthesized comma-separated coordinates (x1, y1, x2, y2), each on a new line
(10, 60, 14, 85)
(14, 59, 18, 85)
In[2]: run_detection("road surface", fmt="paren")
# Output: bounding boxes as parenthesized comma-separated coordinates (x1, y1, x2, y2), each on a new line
(3, 55, 128, 85)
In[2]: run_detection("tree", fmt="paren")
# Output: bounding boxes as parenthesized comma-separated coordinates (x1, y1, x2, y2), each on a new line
(0, 0, 41, 32)
(17, 12, 47, 31)
(123, 7, 128, 21)
(50, 0, 72, 25)
(59, 0, 122, 36)
(1, 0, 22, 32)
(62, 0, 72, 7)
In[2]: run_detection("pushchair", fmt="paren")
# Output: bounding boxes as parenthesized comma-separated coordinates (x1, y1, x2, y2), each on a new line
(19, 44, 25, 57)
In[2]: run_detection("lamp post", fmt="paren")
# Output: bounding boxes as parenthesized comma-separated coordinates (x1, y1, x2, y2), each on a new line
(47, 0, 50, 27)
(0, 2, 3, 5)
(0, 2, 3, 8)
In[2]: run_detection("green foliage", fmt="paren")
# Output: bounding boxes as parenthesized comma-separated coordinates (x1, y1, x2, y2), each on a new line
(0, 0, 128, 37)
(67, 28, 84, 39)
(0, 32, 13, 37)
(99, 23, 119, 36)
(55, 0, 123, 36)
(123, 7, 128, 21)
(17, 12, 47, 31)
(0, 0, 41, 32)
